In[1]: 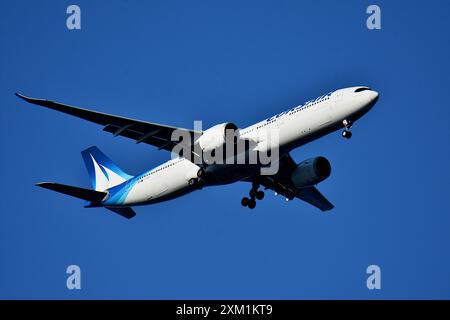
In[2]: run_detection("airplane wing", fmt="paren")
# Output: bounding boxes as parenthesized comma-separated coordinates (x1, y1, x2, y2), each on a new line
(15, 93, 201, 156)
(247, 154, 334, 212)
(295, 186, 334, 211)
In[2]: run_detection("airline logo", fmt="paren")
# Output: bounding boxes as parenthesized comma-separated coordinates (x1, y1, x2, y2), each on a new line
(266, 92, 333, 123)
(89, 154, 128, 191)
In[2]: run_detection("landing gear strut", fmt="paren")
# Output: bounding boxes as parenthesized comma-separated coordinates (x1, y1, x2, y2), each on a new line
(342, 119, 353, 139)
(241, 183, 264, 209)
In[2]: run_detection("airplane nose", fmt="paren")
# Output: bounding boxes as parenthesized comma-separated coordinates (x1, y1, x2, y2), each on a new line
(369, 90, 379, 103)
(360, 90, 379, 114)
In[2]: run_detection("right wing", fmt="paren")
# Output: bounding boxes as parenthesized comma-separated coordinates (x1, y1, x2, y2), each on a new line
(246, 154, 334, 212)
(295, 186, 334, 212)
(15, 93, 201, 156)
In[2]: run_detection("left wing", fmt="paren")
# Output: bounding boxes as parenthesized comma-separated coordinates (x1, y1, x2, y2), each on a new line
(296, 186, 334, 212)
(248, 154, 334, 212)
(15, 93, 201, 155)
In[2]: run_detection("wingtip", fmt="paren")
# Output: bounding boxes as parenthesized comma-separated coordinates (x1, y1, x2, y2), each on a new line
(15, 92, 44, 102)
(35, 182, 52, 187)
(15, 92, 30, 101)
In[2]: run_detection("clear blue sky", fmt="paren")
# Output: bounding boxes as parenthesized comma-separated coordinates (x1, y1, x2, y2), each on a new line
(1, 0, 449, 299)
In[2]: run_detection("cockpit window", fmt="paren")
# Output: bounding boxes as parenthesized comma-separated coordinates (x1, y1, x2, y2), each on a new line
(355, 87, 371, 93)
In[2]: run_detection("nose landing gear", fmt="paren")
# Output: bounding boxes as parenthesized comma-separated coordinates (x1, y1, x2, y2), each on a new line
(342, 119, 353, 139)
(241, 184, 264, 209)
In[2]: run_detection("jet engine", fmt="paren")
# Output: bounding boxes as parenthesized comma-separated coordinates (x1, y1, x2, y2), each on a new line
(291, 157, 331, 188)
(196, 122, 239, 152)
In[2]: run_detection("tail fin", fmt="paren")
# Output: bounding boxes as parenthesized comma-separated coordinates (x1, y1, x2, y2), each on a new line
(81, 146, 133, 191)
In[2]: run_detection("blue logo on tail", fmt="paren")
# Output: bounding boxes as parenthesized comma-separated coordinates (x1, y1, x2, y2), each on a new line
(81, 146, 133, 191)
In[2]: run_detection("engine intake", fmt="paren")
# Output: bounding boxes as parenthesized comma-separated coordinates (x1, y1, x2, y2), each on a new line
(291, 157, 331, 188)
(196, 122, 239, 152)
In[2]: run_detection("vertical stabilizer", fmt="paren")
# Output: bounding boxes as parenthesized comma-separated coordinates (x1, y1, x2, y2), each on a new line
(81, 146, 133, 191)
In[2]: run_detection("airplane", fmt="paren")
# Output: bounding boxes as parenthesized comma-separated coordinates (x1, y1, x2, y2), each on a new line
(15, 86, 379, 219)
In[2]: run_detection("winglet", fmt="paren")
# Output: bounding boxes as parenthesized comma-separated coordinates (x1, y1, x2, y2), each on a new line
(15, 92, 26, 100)
(15, 92, 47, 104)
(15, 92, 31, 100)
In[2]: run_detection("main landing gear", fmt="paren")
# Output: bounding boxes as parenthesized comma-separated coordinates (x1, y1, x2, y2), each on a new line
(241, 184, 264, 209)
(188, 177, 204, 189)
(188, 168, 206, 189)
(342, 119, 353, 139)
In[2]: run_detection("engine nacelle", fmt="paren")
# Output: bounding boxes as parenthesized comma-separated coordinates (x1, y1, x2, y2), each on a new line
(196, 122, 239, 152)
(291, 157, 331, 188)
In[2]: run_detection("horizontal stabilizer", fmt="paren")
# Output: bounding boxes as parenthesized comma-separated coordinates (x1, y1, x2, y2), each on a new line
(36, 182, 107, 202)
(105, 206, 136, 219)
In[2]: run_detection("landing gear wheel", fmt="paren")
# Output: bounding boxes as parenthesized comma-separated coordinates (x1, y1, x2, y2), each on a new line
(248, 199, 256, 209)
(342, 130, 352, 139)
(189, 178, 204, 189)
(243, 184, 261, 209)
(256, 190, 265, 200)
(196, 179, 205, 190)
(343, 119, 352, 129)
(342, 119, 353, 139)
(197, 168, 205, 178)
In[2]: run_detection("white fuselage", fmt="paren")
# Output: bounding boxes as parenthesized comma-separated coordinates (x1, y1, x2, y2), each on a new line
(111, 87, 379, 207)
